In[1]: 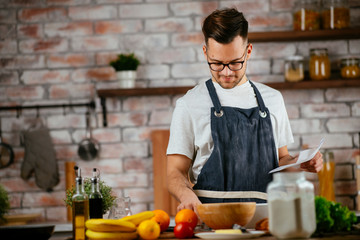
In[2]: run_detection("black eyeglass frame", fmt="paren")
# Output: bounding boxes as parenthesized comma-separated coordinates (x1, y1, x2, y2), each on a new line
(206, 44, 250, 72)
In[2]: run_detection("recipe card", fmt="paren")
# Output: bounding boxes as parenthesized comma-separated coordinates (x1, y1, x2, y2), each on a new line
(269, 138, 324, 174)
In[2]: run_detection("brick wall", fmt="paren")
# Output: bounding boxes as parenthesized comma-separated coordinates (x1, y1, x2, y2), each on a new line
(0, 0, 360, 222)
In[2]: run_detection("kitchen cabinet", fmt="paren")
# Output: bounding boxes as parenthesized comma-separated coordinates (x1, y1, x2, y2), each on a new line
(97, 28, 360, 126)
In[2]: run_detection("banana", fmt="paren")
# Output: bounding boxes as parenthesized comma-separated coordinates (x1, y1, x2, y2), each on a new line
(121, 211, 155, 226)
(86, 229, 138, 240)
(85, 219, 136, 232)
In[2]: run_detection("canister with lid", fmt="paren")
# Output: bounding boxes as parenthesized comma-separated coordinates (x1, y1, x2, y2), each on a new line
(284, 55, 305, 82)
(322, 0, 350, 29)
(293, 0, 321, 31)
(267, 172, 316, 239)
(341, 57, 360, 79)
(309, 48, 331, 80)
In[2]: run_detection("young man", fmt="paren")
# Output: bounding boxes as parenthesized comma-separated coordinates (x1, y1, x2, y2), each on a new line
(166, 8, 323, 212)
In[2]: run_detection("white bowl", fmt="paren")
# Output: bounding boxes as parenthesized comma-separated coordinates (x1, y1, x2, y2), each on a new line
(244, 203, 268, 229)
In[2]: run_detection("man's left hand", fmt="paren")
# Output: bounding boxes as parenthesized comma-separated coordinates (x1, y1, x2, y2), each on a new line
(300, 151, 323, 173)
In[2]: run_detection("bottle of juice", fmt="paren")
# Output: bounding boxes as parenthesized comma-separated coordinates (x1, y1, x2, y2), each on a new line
(72, 166, 89, 240)
(89, 168, 103, 219)
(317, 152, 335, 201)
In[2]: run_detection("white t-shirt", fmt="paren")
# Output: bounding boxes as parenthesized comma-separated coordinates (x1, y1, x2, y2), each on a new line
(167, 79, 294, 184)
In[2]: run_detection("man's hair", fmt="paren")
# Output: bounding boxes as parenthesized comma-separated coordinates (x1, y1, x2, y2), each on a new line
(202, 8, 248, 46)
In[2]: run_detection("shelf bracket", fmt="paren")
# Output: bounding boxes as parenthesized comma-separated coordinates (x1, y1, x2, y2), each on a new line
(100, 97, 107, 127)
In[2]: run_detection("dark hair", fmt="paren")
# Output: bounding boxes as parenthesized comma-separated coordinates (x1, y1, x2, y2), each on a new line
(202, 8, 248, 45)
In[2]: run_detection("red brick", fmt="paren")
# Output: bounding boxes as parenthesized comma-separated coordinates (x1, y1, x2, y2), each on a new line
(8, 0, 42, 7)
(86, 67, 115, 81)
(335, 196, 355, 210)
(105, 112, 147, 127)
(46, 207, 67, 222)
(124, 96, 171, 111)
(6, 86, 44, 100)
(335, 180, 357, 195)
(95, 20, 142, 34)
(81, 159, 123, 174)
(17, 24, 43, 38)
(124, 157, 152, 173)
(18, 7, 67, 22)
(8, 193, 22, 208)
(102, 173, 148, 188)
(125, 188, 153, 203)
(119, 4, 168, 18)
(54, 145, 78, 160)
(71, 36, 118, 51)
(49, 83, 95, 99)
(23, 191, 65, 207)
(170, 1, 218, 16)
(47, 53, 94, 68)
(22, 70, 70, 84)
(69, 5, 116, 20)
(100, 142, 148, 158)
(247, 12, 293, 30)
(19, 38, 68, 53)
(0, 39, 17, 54)
(48, 114, 84, 129)
(14, 55, 46, 69)
(45, 21, 93, 37)
(0, 71, 19, 85)
(1, 177, 38, 192)
(172, 32, 204, 47)
(95, 52, 118, 65)
(270, 0, 296, 11)
(46, 0, 91, 6)
(334, 164, 353, 180)
(73, 127, 120, 143)
(332, 149, 358, 164)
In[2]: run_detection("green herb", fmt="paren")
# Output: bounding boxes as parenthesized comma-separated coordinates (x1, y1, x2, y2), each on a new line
(0, 184, 10, 221)
(315, 196, 357, 234)
(109, 53, 140, 71)
(64, 178, 116, 214)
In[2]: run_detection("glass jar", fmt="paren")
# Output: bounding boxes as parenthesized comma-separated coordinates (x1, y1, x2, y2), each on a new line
(267, 172, 316, 239)
(322, 0, 350, 29)
(309, 48, 331, 80)
(341, 57, 360, 79)
(317, 152, 335, 202)
(284, 55, 305, 82)
(293, 0, 321, 31)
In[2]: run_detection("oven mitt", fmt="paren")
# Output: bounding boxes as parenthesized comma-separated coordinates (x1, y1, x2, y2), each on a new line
(20, 127, 59, 192)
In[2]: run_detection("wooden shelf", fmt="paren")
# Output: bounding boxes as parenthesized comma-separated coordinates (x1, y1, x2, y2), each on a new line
(248, 28, 360, 42)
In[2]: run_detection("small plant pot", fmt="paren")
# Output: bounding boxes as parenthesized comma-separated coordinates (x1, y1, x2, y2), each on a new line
(116, 71, 137, 88)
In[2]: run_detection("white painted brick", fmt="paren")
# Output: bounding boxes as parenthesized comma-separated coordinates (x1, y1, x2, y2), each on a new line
(49, 130, 72, 144)
(100, 142, 148, 158)
(335, 164, 353, 180)
(172, 32, 203, 47)
(47, 114, 84, 129)
(247, 60, 271, 75)
(69, 5, 117, 20)
(16, 54, 46, 69)
(123, 96, 171, 111)
(297, 40, 348, 57)
(71, 35, 118, 51)
(349, 39, 360, 54)
(124, 188, 154, 203)
(119, 4, 168, 18)
(249, 74, 283, 84)
(145, 17, 193, 32)
(119, 34, 168, 50)
(302, 134, 352, 148)
(352, 102, 360, 116)
(21, 70, 71, 84)
(301, 103, 350, 118)
(149, 109, 173, 126)
(251, 43, 296, 59)
(281, 89, 324, 104)
(326, 88, 360, 102)
(287, 135, 300, 150)
(44, 22, 93, 37)
(146, 48, 196, 64)
(105, 112, 148, 127)
(123, 127, 153, 142)
(220, 0, 269, 12)
(19, 38, 68, 53)
(170, 1, 218, 16)
(137, 64, 170, 79)
(0, 39, 17, 54)
(290, 119, 322, 134)
(46, 207, 67, 222)
(171, 63, 208, 78)
(0, 71, 19, 85)
(286, 104, 300, 119)
(327, 118, 360, 133)
(102, 173, 148, 188)
(124, 157, 153, 173)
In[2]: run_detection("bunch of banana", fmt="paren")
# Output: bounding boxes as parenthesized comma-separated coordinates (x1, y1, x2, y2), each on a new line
(85, 211, 155, 240)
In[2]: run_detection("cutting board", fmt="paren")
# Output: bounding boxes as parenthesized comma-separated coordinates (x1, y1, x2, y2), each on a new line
(0, 213, 41, 226)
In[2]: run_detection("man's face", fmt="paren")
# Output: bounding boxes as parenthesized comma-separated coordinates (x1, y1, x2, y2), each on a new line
(203, 36, 252, 89)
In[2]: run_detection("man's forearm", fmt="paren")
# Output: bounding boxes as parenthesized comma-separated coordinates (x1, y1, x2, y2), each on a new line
(167, 169, 195, 203)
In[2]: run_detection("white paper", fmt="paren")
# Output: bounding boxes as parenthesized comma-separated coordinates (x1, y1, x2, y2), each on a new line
(269, 138, 324, 174)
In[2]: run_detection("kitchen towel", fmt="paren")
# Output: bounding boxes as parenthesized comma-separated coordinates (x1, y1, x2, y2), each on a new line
(21, 127, 59, 192)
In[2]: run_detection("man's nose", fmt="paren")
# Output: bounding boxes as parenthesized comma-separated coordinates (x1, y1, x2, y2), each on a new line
(221, 65, 233, 75)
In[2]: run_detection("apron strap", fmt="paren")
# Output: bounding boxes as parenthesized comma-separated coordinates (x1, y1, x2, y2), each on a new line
(194, 189, 267, 200)
(205, 80, 222, 115)
(248, 81, 266, 113)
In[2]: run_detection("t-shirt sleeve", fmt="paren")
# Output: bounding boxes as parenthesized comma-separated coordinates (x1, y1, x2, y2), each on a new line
(276, 93, 294, 148)
(166, 98, 195, 160)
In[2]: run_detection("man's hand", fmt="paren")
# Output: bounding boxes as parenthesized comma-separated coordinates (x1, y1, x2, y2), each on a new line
(300, 151, 323, 173)
(177, 191, 202, 212)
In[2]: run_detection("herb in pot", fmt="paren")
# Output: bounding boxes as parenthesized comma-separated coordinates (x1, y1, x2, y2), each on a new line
(0, 184, 10, 222)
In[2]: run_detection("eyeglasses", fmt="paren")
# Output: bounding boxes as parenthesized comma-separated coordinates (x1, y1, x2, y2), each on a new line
(207, 44, 249, 72)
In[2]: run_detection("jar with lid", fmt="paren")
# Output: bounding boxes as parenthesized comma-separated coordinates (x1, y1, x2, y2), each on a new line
(284, 55, 305, 82)
(322, 0, 350, 29)
(293, 0, 321, 31)
(341, 57, 360, 79)
(267, 172, 316, 239)
(309, 48, 331, 80)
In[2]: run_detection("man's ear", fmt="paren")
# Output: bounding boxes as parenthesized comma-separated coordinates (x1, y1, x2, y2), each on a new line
(247, 43, 253, 60)
(203, 45, 207, 58)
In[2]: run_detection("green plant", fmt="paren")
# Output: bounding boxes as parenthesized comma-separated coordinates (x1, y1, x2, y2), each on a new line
(64, 178, 116, 214)
(109, 53, 140, 71)
(0, 184, 10, 221)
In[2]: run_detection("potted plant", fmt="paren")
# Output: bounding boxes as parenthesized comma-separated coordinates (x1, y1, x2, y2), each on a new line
(0, 184, 10, 223)
(109, 53, 140, 88)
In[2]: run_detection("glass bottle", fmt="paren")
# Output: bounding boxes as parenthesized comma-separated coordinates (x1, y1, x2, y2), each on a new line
(108, 196, 132, 219)
(72, 166, 89, 240)
(284, 55, 305, 82)
(309, 48, 331, 80)
(317, 152, 336, 202)
(293, 0, 321, 31)
(322, 0, 350, 29)
(341, 57, 360, 79)
(267, 172, 316, 239)
(89, 168, 103, 219)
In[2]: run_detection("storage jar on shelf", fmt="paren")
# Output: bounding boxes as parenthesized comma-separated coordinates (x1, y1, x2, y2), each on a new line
(309, 48, 331, 80)
(284, 55, 305, 82)
(293, 0, 321, 31)
(340, 57, 360, 79)
(322, 0, 350, 30)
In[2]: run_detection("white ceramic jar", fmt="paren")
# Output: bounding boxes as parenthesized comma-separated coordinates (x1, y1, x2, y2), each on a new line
(267, 172, 316, 239)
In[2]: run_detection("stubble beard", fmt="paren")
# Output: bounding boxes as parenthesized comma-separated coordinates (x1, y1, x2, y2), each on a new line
(211, 71, 246, 89)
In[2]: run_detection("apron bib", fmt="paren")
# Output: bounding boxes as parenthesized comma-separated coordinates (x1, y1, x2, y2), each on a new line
(193, 79, 278, 203)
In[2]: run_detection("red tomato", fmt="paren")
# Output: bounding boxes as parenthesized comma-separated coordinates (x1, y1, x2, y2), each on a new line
(173, 222, 194, 239)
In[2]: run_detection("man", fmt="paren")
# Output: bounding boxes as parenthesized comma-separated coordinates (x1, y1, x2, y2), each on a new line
(166, 8, 323, 212)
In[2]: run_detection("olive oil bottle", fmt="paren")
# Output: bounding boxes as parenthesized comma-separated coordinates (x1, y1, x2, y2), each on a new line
(89, 168, 103, 219)
(72, 166, 89, 240)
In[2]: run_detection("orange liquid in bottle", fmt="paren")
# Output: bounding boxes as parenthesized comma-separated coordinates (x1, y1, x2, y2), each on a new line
(317, 153, 335, 202)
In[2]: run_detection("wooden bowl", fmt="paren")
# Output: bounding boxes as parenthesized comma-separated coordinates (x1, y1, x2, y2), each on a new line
(196, 202, 256, 229)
